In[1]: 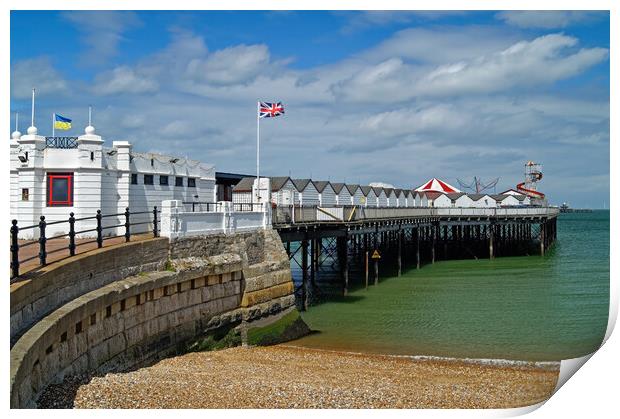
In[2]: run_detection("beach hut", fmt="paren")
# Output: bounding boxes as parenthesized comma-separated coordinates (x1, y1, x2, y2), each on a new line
(468, 194, 497, 208)
(393, 189, 403, 207)
(492, 194, 520, 207)
(515, 194, 531, 206)
(315, 181, 338, 207)
(332, 183, 352, 206)
(385, 188, 397, 207)
(500, 189, 531, 205)
(232, 177, 255, 204)
(292, 179, 316, 206)
(427, 191, 451, 207)
(374, 187, 388, 207)
(415, 191, 429, 207)
(400, 190, 409, 207)
(270, 176, 297, 206)
(406, 190, 416, 207)
(447, 192, 474, 208)
(360, 186, 377, 207)
(292, 179, 320, 206)
(349, 184, 365, 206)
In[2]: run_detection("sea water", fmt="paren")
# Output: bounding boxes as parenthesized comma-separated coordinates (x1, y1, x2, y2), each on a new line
(290, 211, 610, 361)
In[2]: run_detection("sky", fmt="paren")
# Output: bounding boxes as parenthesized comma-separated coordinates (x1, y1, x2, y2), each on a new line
(9, 10, 610, 208)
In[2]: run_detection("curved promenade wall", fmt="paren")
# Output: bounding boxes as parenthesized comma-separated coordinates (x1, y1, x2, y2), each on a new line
(10, 238, 169, 344)
(10, 229, 301, 408)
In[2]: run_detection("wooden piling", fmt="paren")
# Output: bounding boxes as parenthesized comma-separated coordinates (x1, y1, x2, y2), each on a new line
(397, 229, 402, 277)
(365, 251, 369, 290)
(431, 223, 436, 264)
(416, 226, 420, 269)
(374, 231, 379, 285)
(310, 238, 315, 286)
(540, 222, 545, 256)
(301, 239, 309, 311)
(489, 223, 495, 259)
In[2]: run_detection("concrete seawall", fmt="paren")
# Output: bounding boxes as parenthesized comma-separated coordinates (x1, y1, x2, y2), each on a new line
(10, 229, 305, 408)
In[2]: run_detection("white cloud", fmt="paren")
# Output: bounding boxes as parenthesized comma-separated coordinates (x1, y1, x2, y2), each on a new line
(61, 11, 142, 65)
(416, 34, 608, 96)
(342, 11, 466, 33)
(10, 57, 68, 99)
(330, 34, 608, 102)
(92, 66, 159, 95)
(496, 11, 604, 29)
(361, 26, 519, 64)
(186, 44, 270, 86)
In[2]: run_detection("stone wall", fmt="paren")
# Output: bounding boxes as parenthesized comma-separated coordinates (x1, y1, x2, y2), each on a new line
(10, 228, 304, 408)
(10, 238, 169, 344)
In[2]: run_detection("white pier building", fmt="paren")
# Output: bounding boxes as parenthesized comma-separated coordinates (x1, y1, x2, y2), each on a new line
(10, 123, 216, 239)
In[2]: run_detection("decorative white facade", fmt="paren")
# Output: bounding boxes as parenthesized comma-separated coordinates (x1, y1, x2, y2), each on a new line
(10, 124, 215, 239)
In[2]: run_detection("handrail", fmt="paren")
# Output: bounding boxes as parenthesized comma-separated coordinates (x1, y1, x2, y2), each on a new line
(10, 206, 161, 279)
(271, 205, 559, 225)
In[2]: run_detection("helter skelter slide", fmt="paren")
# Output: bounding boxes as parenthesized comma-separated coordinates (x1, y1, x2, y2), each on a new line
(516, 161, 545, 199)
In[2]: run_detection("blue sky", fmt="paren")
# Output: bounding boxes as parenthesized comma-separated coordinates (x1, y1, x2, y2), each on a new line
(10, 10, 610, 207)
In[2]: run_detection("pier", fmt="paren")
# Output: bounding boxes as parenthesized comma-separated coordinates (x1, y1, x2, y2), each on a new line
(273, 206, 559, 308)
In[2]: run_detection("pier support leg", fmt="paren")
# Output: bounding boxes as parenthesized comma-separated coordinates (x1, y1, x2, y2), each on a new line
(373, 231, 379, 285)
(431, 223, 437, 264)
(397, 229, 402, 277)
(489, 223, 495, 259)
(443, 226, 448, 259)
(540, 222, 545, 256)
(415, 226, 420, 269)
(310, 238, 315, 287)
(338, 236, 349, 296)
(301, 239, 309, 311)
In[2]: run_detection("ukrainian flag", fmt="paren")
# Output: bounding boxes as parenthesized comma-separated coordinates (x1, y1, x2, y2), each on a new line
(54, 114, 72, 130)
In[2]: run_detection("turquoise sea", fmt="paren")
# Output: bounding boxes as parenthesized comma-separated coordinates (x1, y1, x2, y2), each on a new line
(291, 211, 610, 361)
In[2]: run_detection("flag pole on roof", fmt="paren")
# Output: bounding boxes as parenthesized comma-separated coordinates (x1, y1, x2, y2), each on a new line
(30, 88, 36, 131)
(256, 101, 285, 202)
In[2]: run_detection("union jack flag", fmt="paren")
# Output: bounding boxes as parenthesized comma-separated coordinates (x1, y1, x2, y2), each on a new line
(259, 101, 285, 118)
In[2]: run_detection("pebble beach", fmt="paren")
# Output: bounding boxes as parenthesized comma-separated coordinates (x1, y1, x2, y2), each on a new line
(54, 345, 560, 409)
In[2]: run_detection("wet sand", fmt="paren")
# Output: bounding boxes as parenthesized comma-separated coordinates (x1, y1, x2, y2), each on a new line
(68, 345, 559, 409)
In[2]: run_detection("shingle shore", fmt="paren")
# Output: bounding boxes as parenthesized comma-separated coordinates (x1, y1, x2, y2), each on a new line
(61, 345, 559, 409)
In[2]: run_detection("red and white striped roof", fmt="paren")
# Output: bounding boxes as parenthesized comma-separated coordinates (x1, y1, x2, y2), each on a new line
(415, 178, 461, 193)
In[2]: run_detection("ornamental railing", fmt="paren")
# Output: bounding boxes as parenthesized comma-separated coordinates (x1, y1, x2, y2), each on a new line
(44, 137, 79, 149)
(10, 207, 161, 279)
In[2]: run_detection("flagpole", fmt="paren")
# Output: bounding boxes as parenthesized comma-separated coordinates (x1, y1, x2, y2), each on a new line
(256, 100, 260, 202)
(31, 88, 35, 128)
(89, 105, 92, 126)
(52, 113, 55, 137)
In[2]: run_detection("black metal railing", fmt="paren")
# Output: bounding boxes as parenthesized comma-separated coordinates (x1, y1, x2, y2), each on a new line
(44, 137, 79, 149)
(10, 206, 160, 279)
(183, 202, 221, 212)
(232, 202, 264, 212)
